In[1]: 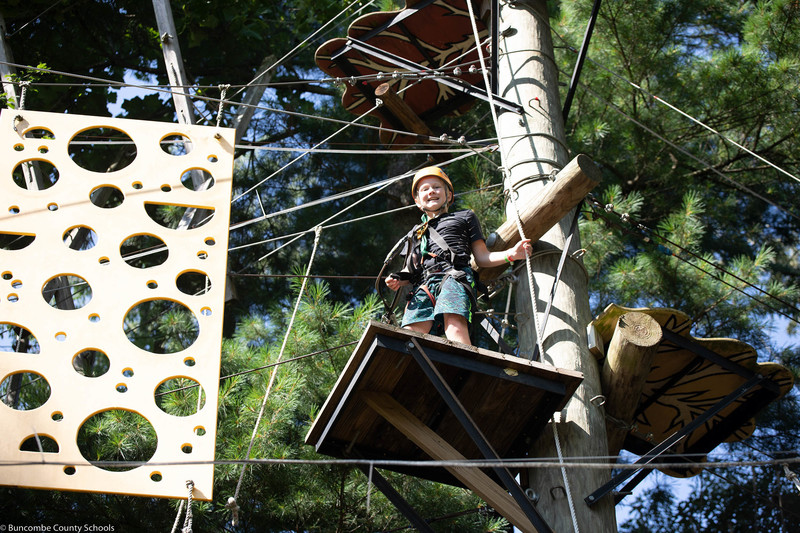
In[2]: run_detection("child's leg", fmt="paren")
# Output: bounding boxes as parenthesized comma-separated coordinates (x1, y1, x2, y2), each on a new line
(404, 320, 433, 334)
(443, 313, 471, 345)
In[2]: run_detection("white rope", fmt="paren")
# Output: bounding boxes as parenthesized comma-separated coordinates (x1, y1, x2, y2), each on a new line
(18, 81, 29, 110)
(169, 480, 194, 533)
(169, 500, 185, 533)
(366, 461, 374, 514)
(465, 3, 581, 531)
(230, 226, 324, 518)
(182, 480, 194, 533)
(215, 84, 230, 128)
(552, 421, 580, 531)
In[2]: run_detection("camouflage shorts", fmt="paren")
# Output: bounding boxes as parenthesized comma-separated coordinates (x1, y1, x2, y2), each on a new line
(401, 270, 473, 334)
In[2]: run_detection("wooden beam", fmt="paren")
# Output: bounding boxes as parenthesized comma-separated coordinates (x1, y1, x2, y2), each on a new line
(374, 82, 435, 139)
(361, 391, 540, 533)
(600, 312, 662, 456)
(475, 153, 601, 282)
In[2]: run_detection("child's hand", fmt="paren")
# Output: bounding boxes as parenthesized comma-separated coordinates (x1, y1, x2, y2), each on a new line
(385, 273, 409, 291)
(507, 239, 533, 261)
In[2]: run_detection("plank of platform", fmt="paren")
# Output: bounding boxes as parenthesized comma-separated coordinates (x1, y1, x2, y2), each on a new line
(362, 391, 539, 533)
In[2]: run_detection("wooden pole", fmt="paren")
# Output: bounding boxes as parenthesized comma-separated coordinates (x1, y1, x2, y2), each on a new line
(234, 55, 276, 144)
(482, 0, 618, 530)
(0, 13, 18, 102)
(152, 0, 196, 126)
(475, 154, 600, 283)
(601, 312, 662, 456)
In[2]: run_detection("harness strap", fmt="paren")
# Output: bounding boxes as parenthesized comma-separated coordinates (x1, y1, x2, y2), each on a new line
(427, 225, 457, 266)
(420, 284, 437, 306)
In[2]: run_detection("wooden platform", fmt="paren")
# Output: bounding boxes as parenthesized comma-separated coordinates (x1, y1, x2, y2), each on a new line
(305, 321, 583, 485)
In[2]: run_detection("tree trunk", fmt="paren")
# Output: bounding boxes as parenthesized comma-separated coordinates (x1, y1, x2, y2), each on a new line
(484, 0, 618, 530)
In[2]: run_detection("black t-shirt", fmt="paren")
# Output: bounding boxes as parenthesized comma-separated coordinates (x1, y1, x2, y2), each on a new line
(418, 210, 485, 270)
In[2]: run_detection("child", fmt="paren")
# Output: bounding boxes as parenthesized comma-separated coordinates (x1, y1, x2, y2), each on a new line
(385, 166, 531, 345)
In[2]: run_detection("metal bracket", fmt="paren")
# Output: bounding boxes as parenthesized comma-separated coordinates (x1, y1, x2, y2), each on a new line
(335, 37, 524, 115)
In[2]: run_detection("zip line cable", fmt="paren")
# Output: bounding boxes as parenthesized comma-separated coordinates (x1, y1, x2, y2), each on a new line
(227, 157, 502, 265)
(542, 9, 800, 188)
(552, 41, 800, 187)
(229, 33, 495, 204)
(2, 0, 70, 39)
(585, 197, 800, 327)
(7, 53, 794, 227)
(3, 453, 799, 472)
(226, 0, 378, 102)
(229, 146, 496, 235)
(700, 462, 800, 522)
(577, 80, 800, 223)
(230, 183, 493, 252)
(0, 60, 489, 149)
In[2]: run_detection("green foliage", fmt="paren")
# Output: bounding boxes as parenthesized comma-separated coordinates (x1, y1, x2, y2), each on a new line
(1, 0, 799, 530)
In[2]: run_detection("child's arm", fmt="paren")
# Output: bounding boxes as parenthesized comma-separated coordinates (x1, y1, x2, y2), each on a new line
(470, 238, 532, 268)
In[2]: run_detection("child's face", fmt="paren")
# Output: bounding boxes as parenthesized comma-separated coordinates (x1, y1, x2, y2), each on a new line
(414, 177, 450, 213)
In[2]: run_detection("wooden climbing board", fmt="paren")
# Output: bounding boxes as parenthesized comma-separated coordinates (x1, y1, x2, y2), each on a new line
(0, 109, 234, 500)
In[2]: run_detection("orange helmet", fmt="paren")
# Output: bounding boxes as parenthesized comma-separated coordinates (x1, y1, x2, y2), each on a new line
(411, 166, 454, 204)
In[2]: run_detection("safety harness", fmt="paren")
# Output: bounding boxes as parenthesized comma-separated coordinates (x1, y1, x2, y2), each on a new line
(397, 216, 481, 329)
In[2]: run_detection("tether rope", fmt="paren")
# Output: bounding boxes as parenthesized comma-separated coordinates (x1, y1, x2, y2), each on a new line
(230, 226, 323, 523)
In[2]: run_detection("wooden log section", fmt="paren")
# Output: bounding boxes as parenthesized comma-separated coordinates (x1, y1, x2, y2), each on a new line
(600, 312, 662, 456)
(361, 391, 540, 533)
(374, 83, 436, 141)
(475, 154, 601, 283)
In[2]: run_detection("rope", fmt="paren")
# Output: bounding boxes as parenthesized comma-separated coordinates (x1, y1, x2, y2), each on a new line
(169, 480, 194, 533)
(230, 225, 323, 522)
(215, 84, 230, 128)
(552, 421, 579, 531)
(182, 480, 194, 533)
(18, 81, 29, 110)
(169, 500, 185, 533)
(366, 461, 374, 514)
(465, 3, 581, 531)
